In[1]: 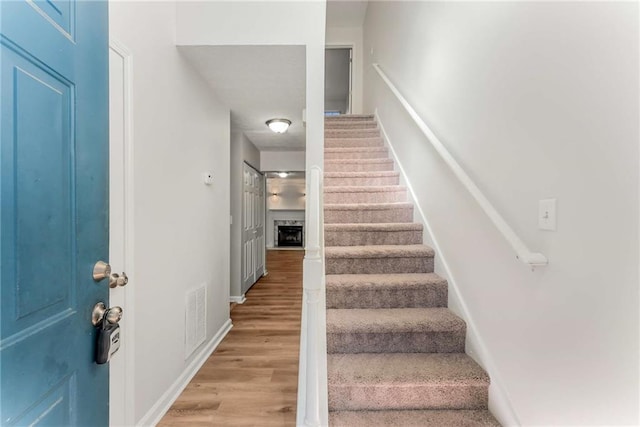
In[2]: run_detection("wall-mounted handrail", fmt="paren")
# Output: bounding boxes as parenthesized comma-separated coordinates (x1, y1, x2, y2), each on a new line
(296, 166, 329, 426)
(372, 63, 547, 268)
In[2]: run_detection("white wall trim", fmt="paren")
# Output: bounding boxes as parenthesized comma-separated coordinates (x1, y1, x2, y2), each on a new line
(137, 319, 233, 427)
(108, 38, 136, 427)
(229, 295, 246, 304)
(375, 110, 521, 426)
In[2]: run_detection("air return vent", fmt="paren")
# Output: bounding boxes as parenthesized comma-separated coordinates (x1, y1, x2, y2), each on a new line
(185, 284, 206, 359)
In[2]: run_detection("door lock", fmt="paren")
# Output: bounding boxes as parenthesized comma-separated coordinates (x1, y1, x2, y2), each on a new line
(92, 302, 123, 364)
(92, 261, 112, 281)
(93, 261, 128, 288)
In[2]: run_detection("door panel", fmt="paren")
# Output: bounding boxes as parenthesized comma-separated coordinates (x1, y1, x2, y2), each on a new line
(1, 1, 109, 425)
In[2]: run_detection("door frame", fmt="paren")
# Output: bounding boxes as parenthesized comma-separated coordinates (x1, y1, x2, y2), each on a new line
(108, 38, 136, 427)
(325, 44, 354, 114)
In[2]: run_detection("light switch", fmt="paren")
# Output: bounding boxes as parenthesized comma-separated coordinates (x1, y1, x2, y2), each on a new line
(538, 198, 557, 231)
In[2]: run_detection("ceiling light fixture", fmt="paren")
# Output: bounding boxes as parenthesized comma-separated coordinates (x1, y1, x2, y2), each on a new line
(277, 172, 288, 178)
(266, 118, 291, 134)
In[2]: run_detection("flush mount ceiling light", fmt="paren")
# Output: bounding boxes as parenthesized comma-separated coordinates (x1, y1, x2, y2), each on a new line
(277, 172, 288, 178)
(266, 118, 291, 134)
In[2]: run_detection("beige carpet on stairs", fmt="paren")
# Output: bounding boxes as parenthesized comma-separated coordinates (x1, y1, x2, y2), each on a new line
(323, 114, 501, 426)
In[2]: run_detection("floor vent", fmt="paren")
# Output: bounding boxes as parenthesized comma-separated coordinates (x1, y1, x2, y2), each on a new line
(185, 284, 206, 359)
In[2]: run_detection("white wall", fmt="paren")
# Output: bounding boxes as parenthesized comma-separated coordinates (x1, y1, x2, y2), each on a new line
(260, 150, 306, 172)
(363, 2, 639, 426)
(230, 132, 261, 299)
(176, 0, 326, 190)
(326, 26, 363, 114)
(109, 2, 231, 423)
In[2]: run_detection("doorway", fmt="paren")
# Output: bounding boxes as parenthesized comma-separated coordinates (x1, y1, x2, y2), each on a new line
(325, 47, 353, 115)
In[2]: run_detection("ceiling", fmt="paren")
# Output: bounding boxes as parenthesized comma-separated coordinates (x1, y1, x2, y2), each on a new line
(179, 45, 306, 151)
(178, 2, 368, 153)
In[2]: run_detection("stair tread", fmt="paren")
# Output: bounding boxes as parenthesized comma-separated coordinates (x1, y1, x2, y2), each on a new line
(326, 272, 444, 287)
(325, 114, 374, 120)
(325, 244, 434, 258)
(324, 185, 405, 193)
(325, 147, 388, 153)
(326, 158, 392, 163)
(325, 136, 383, 142)
(325, 202, 413, 210)
(328, 353, 490, 386)
(329, 409, 500, 427)
(325, 222, 422, 231)
(325, 171, 399, 177)
(327, 307, 465, 334)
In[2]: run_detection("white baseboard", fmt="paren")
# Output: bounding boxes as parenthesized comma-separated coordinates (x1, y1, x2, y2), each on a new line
(137, 319, 233, 426)
(375, 111, 520, 426)
(229, 295, 246, 304)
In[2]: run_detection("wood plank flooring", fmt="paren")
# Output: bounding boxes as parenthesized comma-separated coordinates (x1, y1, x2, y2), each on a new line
(158, 250, 304, 427)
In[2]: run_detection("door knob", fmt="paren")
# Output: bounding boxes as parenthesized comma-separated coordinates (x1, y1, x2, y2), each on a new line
(92, 302, 123, 326)
(109, 272, 128, 288)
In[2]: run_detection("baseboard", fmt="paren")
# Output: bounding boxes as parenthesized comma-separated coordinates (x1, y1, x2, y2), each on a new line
(136, 319, 233, 426)
(375, 111, 520, 426)
(229, 295, 246, 304)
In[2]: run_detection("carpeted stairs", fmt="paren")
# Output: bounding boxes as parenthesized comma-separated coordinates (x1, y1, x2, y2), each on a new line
(323, 115, 500, 426)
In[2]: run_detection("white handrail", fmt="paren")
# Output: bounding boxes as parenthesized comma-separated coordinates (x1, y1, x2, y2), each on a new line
(372, 63, 548, 268)
(296, 166, 329, 426)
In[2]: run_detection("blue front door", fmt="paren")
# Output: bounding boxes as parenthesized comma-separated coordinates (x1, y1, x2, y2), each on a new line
(1, 1, 110, 425)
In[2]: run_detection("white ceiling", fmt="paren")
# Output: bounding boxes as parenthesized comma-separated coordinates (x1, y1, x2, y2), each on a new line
(179, 45, 306, 151)
(178, 3, 368, 153)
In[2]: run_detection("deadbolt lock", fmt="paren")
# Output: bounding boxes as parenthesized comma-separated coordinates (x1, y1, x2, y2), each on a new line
(93, 261, 128, 288)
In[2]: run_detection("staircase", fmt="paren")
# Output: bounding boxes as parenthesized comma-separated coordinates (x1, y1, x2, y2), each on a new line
(323, 115, 500, 426)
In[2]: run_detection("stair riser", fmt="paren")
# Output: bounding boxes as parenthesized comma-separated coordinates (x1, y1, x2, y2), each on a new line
(328, 385, 488, 411)
(325, 138, 384, 148)
(325, 257, 434, 274)
(324, 190, 407, 204)
(326, 286, 447, 309)
(324, 175, 399, 186)
(326, 129, 380, 138)
(325, 229, 422, 246)
(324, 207, 413, 223)
(325, 161, 394, 173)
(325, 150, 389, 160)
(325, 122, 378, 130)
(327, 331, 465, 354)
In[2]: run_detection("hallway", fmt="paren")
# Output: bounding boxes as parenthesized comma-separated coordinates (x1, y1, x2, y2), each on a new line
(158, 250, 304, 426)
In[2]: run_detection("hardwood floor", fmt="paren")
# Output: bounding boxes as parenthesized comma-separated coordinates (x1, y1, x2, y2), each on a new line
(158, 250, 304, 427)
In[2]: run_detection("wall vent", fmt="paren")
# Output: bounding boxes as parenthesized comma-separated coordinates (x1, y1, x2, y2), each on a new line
(185, 284, 206, 359)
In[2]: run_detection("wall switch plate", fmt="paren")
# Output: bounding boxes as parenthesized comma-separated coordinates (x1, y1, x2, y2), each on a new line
(203, 172, 214, 185)
(538, 198, 557, 231)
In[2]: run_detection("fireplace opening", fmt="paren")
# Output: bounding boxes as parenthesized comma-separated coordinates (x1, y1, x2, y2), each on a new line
(277, 225, 303, 247)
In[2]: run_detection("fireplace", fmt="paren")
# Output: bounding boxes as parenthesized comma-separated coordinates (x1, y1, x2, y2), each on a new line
(274, 220, 304, 248)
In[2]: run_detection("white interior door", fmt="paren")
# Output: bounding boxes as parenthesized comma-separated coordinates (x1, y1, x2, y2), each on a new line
(242, 163, 265, 294)
(255, 173, 265, 278)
